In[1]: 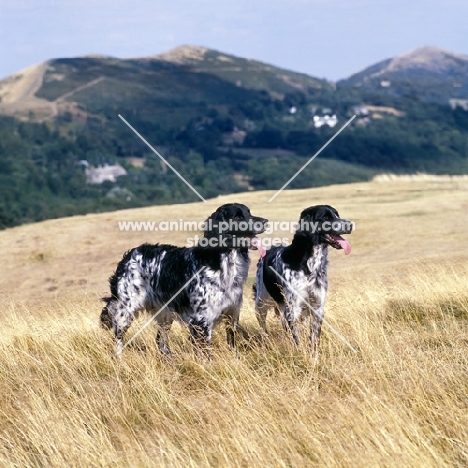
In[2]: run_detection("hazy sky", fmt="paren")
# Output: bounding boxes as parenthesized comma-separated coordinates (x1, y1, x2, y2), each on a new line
(1, 0, 467, 81)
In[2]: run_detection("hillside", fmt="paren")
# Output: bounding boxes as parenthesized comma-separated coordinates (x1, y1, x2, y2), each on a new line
(0, 180, 467, 466)
(1, 45, 468, 230)
(154, 45, 328, 96)
(0, 45, 331, 122)
(340, 46, 468, 104)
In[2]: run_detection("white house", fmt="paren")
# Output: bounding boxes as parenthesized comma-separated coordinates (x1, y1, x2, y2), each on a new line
(85, 163, 127, 184)
(313, 114, 338, 128)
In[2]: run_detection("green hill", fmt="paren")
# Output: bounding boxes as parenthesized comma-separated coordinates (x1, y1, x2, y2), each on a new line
(0, 45, 467, 229)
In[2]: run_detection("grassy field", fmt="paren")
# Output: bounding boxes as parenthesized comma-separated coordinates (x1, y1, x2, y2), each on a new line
(0, 178, 467, 467)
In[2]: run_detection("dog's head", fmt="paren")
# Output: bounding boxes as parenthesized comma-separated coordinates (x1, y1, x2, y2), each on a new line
(296, 205, 353, 254)
(203, 203, 268, 252)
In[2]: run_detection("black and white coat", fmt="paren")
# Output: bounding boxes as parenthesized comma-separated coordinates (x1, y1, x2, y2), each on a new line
(254, 205, 352, 351)
(101, 203, 268, 356)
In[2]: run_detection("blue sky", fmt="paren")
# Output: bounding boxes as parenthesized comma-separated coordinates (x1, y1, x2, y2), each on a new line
(1, 0, 467, 81)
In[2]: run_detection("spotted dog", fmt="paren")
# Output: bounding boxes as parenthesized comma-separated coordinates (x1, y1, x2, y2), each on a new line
(253, 205, 352, 352)
(101, 203, 268, 356)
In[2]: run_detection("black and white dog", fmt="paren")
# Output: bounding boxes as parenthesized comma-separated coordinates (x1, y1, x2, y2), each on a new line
(253, 205, 352, 352)
(101, 203, 268, 356)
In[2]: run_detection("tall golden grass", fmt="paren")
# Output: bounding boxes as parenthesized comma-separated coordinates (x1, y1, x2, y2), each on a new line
(0, 179, 467, 467)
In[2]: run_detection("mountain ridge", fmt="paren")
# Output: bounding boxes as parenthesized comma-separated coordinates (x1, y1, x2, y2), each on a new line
(340, 45, 468, 103)
(1, 44, 467, 114)
(0, 45, 329, 113)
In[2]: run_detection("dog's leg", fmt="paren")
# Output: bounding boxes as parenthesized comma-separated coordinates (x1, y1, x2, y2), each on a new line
(105, 295, 143, 357)
(224, 307, 242, 349)
(100, 304, 113, 330)
(310, 306, 324, 354)
(226, 311, 236, 349)
(253, 273, 272, 336)
(282, 304, 300, 346)
(114, 324, 125, 357)
(155, 312, 174, 358)
(107, 301, 135, 357)
(310, 291, 326, 357)
(189, 319, 213, 357)
(255, 299, 269, 335)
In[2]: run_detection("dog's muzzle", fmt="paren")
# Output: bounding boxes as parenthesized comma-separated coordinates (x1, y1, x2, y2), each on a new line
(323, 218, 353, 255)
(248, 216, 268, 257)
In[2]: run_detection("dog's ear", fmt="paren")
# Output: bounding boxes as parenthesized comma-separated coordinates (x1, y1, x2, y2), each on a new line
(203, 206, 228, 238)
(327, 206, 340, 218)
(211, 210, 225, 222)
(298, 206, 317, 225)
(203, 215, 214, 237)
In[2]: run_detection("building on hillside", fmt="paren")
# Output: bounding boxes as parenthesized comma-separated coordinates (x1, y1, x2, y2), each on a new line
(449, 99, 468, 111)
(352, 105, 369, 116)
(85, 163, 127, 184)
(313, 114, 338, 128)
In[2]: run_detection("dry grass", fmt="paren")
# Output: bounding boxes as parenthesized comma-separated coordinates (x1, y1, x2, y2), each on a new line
(0, 179, 467, 467)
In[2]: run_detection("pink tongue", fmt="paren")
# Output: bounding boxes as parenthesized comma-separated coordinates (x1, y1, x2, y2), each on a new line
(335, 236, 352, 255)
(251, 237, 267, 257)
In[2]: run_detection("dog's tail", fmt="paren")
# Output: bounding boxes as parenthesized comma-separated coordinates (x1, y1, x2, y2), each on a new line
(100, 270, 120, 330)
(100, 297, 113, 330)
